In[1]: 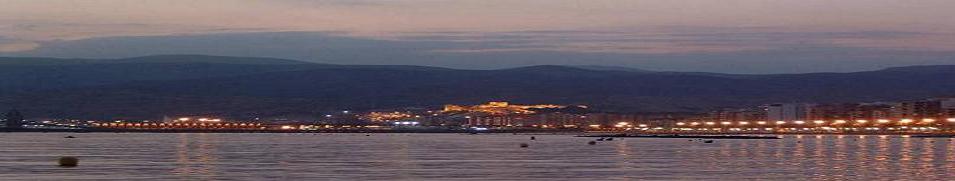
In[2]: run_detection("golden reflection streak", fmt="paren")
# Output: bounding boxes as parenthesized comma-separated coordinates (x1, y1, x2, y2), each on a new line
(171, 133, 220, 179)
(873, 135, 890, 176)
(793, 135, 805, 160)
(832, 134, 848, 179)
(947, 138, 955, 175)
(811, 135, 824, 177)
(719, 140, 732, 158)
(853, 135, 867, 177)
(738, 140, 750, 158)
(173, 133, 192, 176)
(613, 139, 633, 172)
(899, 136, 914, 178)
(772, 136, 785, 159)
(920, 138, 937, 180)
(751, 138, 770, 169)
(196, 133, 219, 179)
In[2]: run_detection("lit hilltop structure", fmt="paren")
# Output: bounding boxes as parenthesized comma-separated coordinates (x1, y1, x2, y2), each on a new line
(442, 101, 568, 115)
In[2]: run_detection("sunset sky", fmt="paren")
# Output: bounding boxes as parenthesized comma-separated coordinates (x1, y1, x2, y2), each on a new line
(2, 0, 954, 73)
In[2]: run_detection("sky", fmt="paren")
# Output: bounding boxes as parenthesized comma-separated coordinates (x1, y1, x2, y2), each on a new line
(1, 0, 954, 73)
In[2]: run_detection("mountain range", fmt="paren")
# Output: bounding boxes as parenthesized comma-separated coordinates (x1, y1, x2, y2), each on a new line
(2, 55, 954, 119)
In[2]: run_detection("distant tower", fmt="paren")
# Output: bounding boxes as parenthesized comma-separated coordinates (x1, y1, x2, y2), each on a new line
(4, 109, 24, 128)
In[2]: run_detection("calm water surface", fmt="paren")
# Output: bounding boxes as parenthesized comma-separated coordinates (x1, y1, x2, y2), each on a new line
(1, 133, 953, 180)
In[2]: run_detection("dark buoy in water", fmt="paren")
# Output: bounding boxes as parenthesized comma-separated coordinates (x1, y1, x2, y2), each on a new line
(64, 136, 76, 138)
(58, 157, 78, 167)
(530, 136, 536, 140)
(689, 139, 694, 141)
(606, 138, 614, 141)
(703, 140, 714, 143)
(365, 134, 371, 136)
(520, 143, 529, 148)
(588, 141, 597, 145)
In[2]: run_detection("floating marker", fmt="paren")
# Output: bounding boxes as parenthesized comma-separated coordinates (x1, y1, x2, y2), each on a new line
(58, 157, 78, 167)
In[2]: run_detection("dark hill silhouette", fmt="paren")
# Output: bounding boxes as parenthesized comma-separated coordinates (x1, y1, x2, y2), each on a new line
(1, 55, 954, 119)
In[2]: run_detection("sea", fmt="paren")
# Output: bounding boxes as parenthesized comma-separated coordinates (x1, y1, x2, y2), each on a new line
(1, 133, 953, 180)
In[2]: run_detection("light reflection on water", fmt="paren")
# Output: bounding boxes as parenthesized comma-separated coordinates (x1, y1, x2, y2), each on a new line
(0, 133, 953, 180)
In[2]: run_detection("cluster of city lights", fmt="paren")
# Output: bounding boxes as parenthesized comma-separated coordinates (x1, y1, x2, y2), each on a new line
(93, 122, 259, 127)
(392, 121, 420, 126)
(670, 126, 942, 132)
(175, 117, 222, 122)
(674, 118, 955, 128)
(609, 122, 648, 128)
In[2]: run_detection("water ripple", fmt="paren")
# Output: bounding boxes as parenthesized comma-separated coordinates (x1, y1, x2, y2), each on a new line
(1, 133, 953, 180)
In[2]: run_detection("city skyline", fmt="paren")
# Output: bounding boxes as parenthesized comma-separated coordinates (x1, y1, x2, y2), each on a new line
(6, 98, 955, 135)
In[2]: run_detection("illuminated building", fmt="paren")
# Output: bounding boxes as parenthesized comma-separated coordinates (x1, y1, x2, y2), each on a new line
(362, 112, 415, 122)
(485, 101, 509, 108)
(468, 115, 519, 126)
(442, 101, 567, 115)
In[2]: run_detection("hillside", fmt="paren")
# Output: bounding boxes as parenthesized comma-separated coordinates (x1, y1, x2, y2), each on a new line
(1, 55, 954, 119)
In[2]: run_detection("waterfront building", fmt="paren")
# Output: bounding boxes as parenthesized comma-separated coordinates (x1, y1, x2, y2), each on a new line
(807, 103, 857, 121)
(708, 108, 765, 122)
(2, 109, 24, 128)
(533, 112, 588, 126)
(766, 103, 807, 122)
(892, 98, 953, 120)
(467, 114, 527, 126)
(849, 103, 894, 121)
(939, 98, 955, 119)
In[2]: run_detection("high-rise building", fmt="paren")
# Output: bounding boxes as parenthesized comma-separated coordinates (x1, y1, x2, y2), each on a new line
(708, 108, 765, 122)
(849, 103, 893, 120)
(807, 103, 859, 121)
(3, 109, 24, 128)
(937, 98, 955, 119)
(766, 103, 807, 121)
(892, 99, 945, 119)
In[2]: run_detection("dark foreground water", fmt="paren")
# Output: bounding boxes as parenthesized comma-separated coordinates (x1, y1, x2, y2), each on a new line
(1, 133, 953, 180)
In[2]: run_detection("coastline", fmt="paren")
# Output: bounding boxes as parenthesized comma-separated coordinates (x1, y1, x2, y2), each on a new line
(3, 128, 955, 136)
